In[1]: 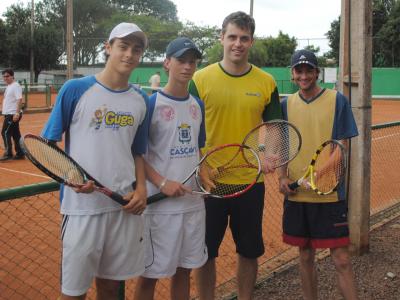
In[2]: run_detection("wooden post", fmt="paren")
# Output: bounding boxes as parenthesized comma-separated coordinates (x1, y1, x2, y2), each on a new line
(66, 0, 74, 80)
(338, 0, 373, 255)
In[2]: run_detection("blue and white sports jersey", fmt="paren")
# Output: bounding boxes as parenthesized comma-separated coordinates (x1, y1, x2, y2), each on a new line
(144, 90, 206, 214)
(42, 76, 149, 215)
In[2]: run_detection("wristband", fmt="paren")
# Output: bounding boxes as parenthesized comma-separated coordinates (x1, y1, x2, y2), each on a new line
(159, 178, 167, 190)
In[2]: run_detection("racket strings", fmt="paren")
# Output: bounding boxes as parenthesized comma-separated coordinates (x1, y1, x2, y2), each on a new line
(24, 138, 85, 185)
(244, 122, 301, 169)
(313, 144, 345, 193)
(199, 145, 260, 197)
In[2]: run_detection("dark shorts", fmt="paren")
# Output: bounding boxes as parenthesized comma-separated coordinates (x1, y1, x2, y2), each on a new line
(204, 182, 265, 259)
(282, 199, 350, 249)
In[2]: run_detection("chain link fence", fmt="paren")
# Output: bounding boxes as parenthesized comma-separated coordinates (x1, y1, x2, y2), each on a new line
(1, 122, 399, 299)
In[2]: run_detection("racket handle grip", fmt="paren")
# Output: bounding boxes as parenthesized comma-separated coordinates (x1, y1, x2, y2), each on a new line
(288, 181, 300, 191)
(147, 192, 168, 204)
(109, 192, 129, 206)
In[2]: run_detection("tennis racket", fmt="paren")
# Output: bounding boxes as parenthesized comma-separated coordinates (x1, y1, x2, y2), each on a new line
(147, 143, 262, 204)
(20, 134, 129, 206)
(288, 139, 347, 195)
(242, 120, 302, 170)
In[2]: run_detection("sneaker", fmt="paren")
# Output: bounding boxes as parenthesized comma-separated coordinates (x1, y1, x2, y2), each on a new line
(13, 154, 25, 160)
(0, 155, 13, 161)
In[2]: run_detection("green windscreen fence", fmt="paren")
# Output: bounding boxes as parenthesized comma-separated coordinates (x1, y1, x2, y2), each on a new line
(129, 66, 400, 96)
(1, 121, 400, 299)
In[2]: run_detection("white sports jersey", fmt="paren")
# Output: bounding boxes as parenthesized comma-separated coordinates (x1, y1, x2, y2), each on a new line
(2, 81, 22, 114)
(144, 90, 206, 214)
(42, 76, 149, 215)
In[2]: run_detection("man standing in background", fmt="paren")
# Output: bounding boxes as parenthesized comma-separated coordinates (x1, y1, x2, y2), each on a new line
(1, 68, 24, 161)
(148, 71, 161, 94)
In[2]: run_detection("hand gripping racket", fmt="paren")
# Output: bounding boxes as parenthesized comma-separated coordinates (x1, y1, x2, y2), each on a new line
(20, 134, 129, 205)
(242, 120, 302, 171)
(288, 139, 347, 195)
(147, 144, 262, 204)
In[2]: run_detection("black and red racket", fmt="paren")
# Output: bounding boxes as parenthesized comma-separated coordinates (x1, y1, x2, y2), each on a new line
(20, 134, 129, 206)
(147, 143, 262, 204)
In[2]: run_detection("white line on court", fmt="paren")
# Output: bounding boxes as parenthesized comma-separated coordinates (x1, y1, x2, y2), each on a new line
(0, 167, 50, 179)
(372, 132, 400, 141)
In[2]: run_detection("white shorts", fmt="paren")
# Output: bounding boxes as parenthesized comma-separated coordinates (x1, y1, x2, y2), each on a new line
(142, 209, 208, 278)
(61, 210, 144, 296)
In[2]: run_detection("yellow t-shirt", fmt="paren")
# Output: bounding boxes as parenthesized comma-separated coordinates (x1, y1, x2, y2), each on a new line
(189, 63, 282, 184)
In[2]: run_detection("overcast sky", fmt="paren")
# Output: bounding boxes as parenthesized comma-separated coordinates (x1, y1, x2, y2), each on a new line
(1, 0, 342, 54)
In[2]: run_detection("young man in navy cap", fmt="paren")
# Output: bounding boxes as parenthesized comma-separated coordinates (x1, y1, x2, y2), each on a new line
(42, 22, 149, 299)
(134, 37, 208, 300)
(279, 49, 359, 300)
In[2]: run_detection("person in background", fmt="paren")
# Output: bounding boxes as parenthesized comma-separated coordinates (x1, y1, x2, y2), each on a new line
(1, 68, 24, 161)
(189, 11, 282, 300)
(134, 37, 207, 300)
(41, 22, 149, 299)
(279, 49, 359, 300)
(148, 71, 161, 94)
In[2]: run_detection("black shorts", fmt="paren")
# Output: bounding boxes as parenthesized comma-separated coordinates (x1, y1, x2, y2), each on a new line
(282, 199, 350, 249)
(204, 182, 265, 259)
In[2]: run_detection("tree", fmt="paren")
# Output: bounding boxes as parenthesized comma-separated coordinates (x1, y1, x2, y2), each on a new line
(204, 32, 297, 67)
(111, 0, 178, 22)
(374, 1, 400, 66)
(325, 17, 340, 63)
(179, 22, 220, 62)
(249, 39, 268, 67)
(205, 43, 223, 64)
(0, 19, 9, 66)
(326, 0, 400, 67)
(35, 0, 181, 65)
(3, 3, 63, 81)
(262, 32, 297, 67)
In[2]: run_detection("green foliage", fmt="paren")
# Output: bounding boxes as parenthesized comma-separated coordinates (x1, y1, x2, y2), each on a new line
(326, 0, 400, 67)
(1, 3, 63, 81)
(205, 43, 223, 64)
(179, 22, 220, 62)
(374, 1, 400, 66)
(248, 39, 267, 66)
(262, 32, 297, 67)
(0, 20, 8, 66)
(325, 17, 340, 63)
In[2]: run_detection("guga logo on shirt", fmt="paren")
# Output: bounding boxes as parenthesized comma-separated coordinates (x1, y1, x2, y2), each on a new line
(90, 105, 134, 130)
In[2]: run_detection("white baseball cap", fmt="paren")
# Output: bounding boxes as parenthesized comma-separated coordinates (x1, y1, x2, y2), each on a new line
(108, 22, 148, 48)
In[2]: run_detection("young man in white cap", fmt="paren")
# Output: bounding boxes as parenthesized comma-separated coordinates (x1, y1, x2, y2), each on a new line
(279, 49, 359, 300)
(134, 37, 208, 300)
(41, 22, 149, 300)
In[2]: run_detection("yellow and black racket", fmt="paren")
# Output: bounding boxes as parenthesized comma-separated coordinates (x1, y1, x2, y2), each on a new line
(288, 140, 347, 195)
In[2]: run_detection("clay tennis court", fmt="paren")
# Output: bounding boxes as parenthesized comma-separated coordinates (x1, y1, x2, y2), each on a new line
(0, 97, 399, 299)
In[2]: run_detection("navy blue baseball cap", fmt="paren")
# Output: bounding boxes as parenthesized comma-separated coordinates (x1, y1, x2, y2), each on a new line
(291, 49, 318, 68)
(166, 37, 202, 59)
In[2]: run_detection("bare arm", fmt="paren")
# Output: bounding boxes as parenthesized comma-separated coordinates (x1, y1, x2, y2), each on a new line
(123, 155, 147, 213)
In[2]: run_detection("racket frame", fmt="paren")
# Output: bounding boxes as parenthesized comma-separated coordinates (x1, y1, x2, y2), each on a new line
(194, 144, 262, 198)
(147, 143, 262, 204)
(289, 139, 347, 195)
(242, 119, 302, 169)
(20, 134, 129, 206)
